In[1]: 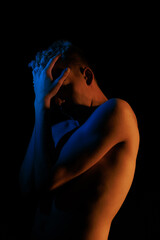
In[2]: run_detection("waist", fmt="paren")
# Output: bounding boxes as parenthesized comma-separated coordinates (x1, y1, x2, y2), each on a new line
(32, 202, 110, 240)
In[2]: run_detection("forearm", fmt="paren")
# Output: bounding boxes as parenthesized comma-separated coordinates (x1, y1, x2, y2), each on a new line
(19, 127, 36, 194)
(21, 54, 70, 193)
(19, 117, 52, 194)
(49, 133, 111, 191)
(19, 104, 54, 193)
(33, 104, 55, 191)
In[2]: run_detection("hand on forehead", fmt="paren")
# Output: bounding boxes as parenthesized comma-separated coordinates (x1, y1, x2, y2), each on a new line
(49, 55, 69, 80)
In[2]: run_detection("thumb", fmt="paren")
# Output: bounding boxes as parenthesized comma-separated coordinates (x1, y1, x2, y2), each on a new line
(49, 68, 70, 97)
(44, 68, 70, 108)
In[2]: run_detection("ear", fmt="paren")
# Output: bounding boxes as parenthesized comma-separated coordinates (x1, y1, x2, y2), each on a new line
(83, 67, 94, 86)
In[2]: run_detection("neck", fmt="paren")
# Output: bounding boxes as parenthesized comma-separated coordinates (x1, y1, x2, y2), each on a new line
(91, 85, 108, 107)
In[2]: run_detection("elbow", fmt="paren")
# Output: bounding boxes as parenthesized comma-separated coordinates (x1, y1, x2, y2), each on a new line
(49, 165, 69, 191)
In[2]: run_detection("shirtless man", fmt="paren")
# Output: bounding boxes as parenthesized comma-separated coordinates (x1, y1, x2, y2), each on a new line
(19, 40, 140, 240)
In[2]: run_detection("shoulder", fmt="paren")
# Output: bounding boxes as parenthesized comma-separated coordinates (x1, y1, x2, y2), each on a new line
(112, 98, 133, 111)
(111, 98, 138, 125)
(103, 98, 135, 114)
(98, 98, 138, 126)
(108, 98, 140, 141)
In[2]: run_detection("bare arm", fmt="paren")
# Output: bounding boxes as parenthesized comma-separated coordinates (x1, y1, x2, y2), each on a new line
(50, 99, 140, 191)
(19, 127, 36, 194)
(19, 55, 70, 194)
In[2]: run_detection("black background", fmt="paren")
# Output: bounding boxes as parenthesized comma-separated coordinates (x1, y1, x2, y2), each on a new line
(1, 3, 159, 239)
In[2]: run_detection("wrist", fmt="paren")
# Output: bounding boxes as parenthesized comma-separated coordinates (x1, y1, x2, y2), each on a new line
(34, 98, 46, 111)
(34, 102, 46, 123)
(34, 93, 52, 111)
(34, 100, 52, 127)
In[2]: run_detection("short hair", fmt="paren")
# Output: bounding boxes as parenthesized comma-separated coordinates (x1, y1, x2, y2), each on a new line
(28, 40, 91, 71)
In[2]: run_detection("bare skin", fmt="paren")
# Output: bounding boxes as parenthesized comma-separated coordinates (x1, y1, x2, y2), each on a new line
(20, 55, 140, 240)
(32, 100, 139, 240)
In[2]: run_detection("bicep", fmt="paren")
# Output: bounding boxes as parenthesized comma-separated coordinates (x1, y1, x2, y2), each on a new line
(54, 99, 121, 171)
(50, 99, 137, 190)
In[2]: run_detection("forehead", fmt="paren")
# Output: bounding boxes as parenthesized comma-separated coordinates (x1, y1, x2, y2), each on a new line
(52, 56, 80, 72)
(51, 57, 74, 80)
(54, 56, 66, 68)
(51, 60, 65, 80)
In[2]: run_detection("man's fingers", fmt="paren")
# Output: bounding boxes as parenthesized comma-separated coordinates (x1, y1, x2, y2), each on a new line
(45, 54, 61, 79)
(56, 67, 70, 85)
(49, 68, 70, 98)
(44, 68, 70, 108)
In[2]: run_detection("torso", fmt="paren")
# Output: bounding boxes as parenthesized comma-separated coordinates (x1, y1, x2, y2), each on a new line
(31, 142, 130, 240)
(31, 100, 139, 240)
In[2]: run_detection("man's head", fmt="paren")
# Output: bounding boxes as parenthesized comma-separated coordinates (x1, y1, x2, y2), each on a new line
(29, 40, 107, 107)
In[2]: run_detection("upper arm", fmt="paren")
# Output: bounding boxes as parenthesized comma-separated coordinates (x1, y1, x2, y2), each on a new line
(114, 99, 140, 154)
(110, 99, 140, 143)
(82, 98, 139, 154)
(49, 98, 140, 190)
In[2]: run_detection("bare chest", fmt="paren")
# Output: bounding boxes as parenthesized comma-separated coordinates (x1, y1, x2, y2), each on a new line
(32, 147, 119, 239)
(32, 164, 108, 240)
